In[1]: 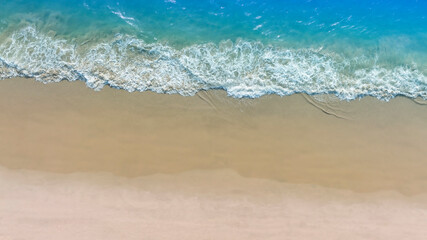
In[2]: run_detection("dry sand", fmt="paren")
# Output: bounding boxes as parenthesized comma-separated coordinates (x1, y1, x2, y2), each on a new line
(1, 77, 427, 239)
(1, 166, 427, 240)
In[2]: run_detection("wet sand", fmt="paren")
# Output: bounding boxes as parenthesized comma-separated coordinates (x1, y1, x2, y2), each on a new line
(1, 77, 427, 193)
(1, 77, 427, 239)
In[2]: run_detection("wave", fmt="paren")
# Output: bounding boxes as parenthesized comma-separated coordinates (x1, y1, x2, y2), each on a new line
(0, 26, 426, 100)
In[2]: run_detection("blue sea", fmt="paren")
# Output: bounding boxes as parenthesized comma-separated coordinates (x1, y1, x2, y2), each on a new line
(0, 0, 426, 100)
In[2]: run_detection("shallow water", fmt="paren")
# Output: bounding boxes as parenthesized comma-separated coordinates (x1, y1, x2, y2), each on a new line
(0, 0, 426, 100)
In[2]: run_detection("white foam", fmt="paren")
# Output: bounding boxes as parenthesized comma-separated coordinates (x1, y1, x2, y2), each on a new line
(107, 6, 137, 27)
(0, 26, 426, 101)
(253, 24, 263, 30)
(111, 10, 135, 21)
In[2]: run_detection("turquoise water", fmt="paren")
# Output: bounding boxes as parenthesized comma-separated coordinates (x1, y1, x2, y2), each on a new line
(0, 0, 426, 100)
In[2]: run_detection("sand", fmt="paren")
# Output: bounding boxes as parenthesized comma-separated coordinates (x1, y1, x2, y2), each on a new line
(1, 77, 427, 239)
(1, 166, 427, 240)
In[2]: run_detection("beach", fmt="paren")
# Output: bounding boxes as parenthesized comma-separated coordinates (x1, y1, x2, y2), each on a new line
(1, 77, 427, 239)
(1, 0, 427, 238)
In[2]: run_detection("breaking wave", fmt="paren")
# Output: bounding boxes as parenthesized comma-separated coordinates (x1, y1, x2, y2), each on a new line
(1, 26, 426, 100)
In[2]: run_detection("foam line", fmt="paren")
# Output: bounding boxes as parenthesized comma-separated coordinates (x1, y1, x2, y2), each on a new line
(0, 26, 426, 101)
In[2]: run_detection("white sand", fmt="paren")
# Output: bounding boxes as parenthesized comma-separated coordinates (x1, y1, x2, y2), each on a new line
(1, 166, 427, 240)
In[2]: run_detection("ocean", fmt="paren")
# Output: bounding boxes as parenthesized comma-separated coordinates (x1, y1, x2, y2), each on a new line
(0, 0, 426, 100)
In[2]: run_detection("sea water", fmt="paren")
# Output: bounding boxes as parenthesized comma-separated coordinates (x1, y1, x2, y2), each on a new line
(0, 0, 426, 100)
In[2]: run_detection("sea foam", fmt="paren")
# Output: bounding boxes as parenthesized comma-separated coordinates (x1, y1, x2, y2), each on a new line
(0, 26, 426, 100)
